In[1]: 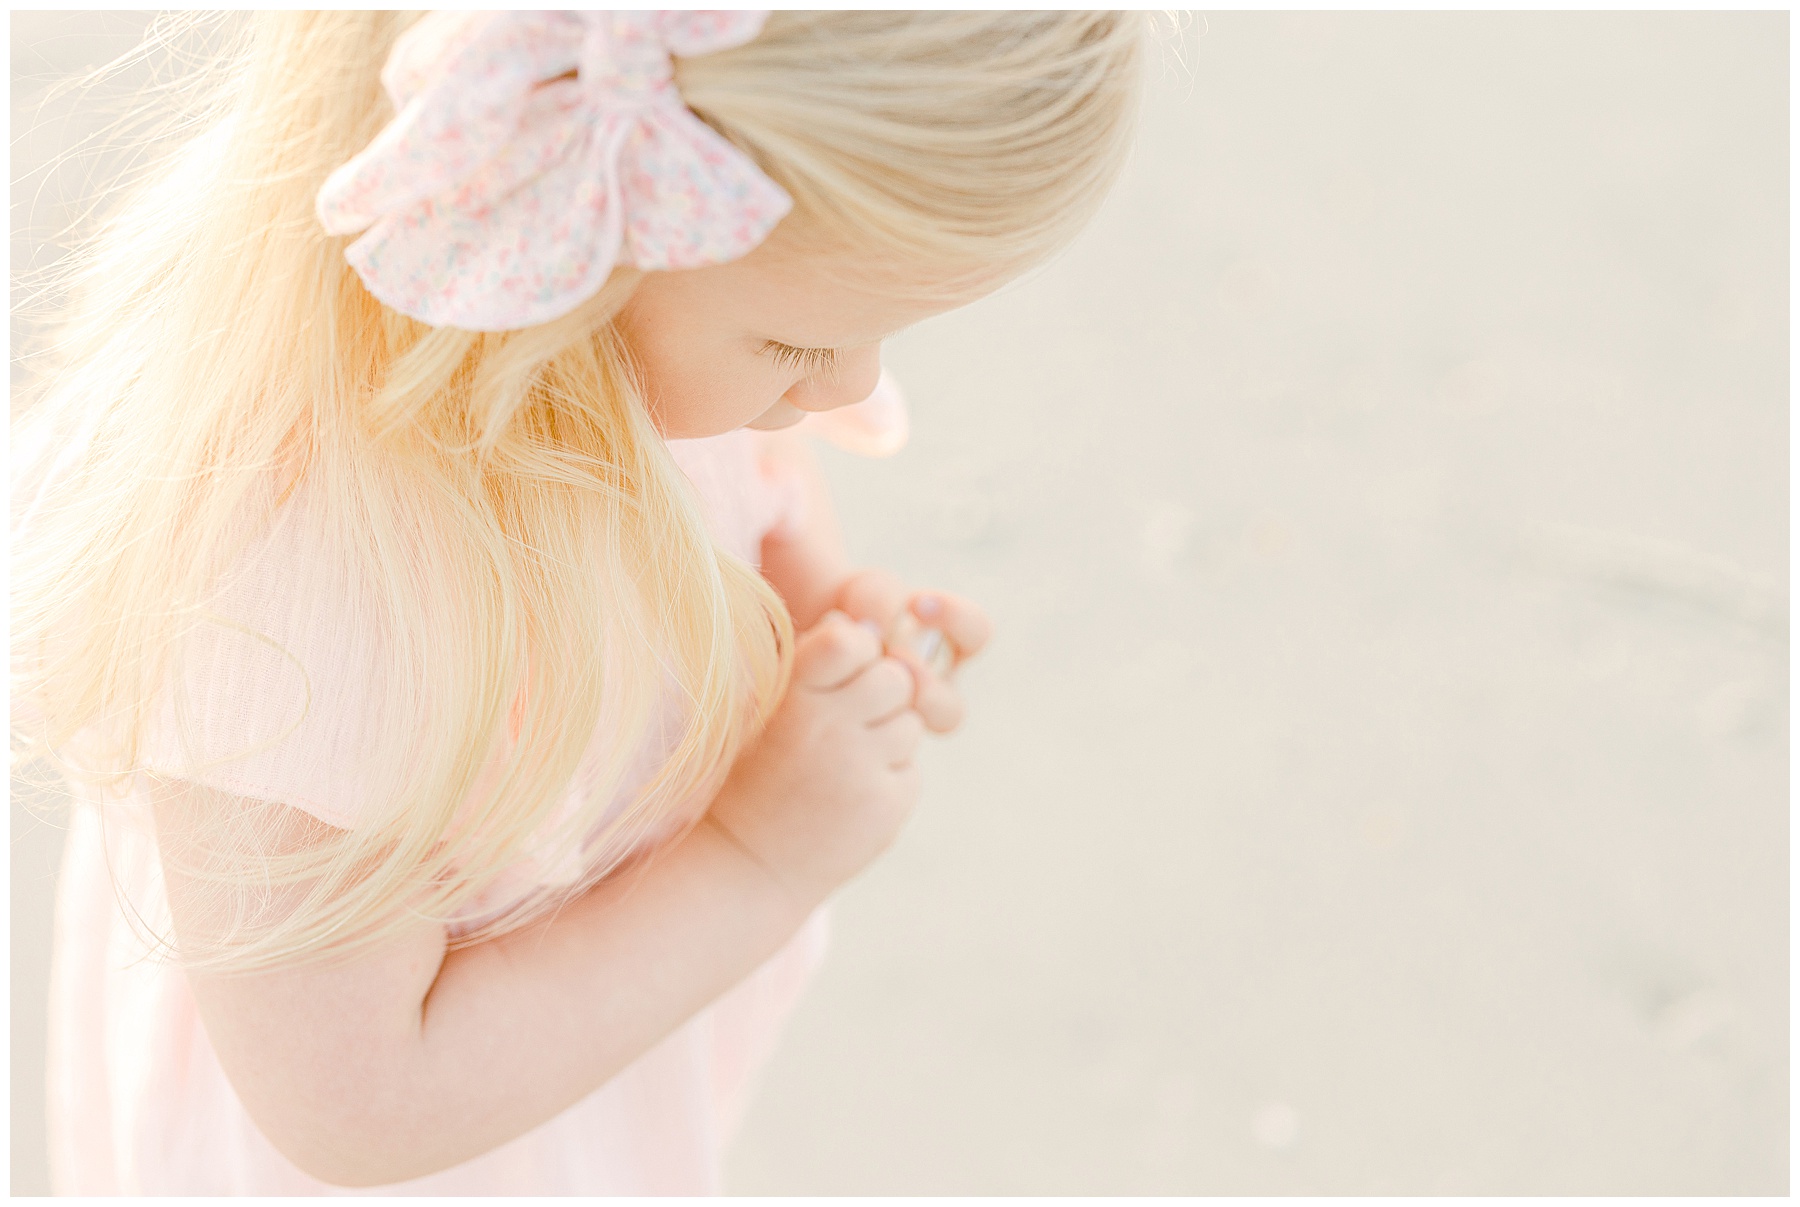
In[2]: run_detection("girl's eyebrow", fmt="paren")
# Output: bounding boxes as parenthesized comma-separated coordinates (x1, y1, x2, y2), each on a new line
(870, 320, 922, 343)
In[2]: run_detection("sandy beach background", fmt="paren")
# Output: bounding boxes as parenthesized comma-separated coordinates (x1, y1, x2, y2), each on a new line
(12, 12, 1787, 1195)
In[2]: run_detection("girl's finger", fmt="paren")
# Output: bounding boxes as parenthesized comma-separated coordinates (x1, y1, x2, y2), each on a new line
(870, 708, 925, 765)
(794, 610, 884, 689)
(910, 592, 992, 665)
(909, 673, 965, 734)
(844, 656, 916, 724)
(836, 567, 910, 638)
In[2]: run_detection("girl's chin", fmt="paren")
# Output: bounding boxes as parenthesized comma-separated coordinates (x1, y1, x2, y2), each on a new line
(747, 401, 807, 431)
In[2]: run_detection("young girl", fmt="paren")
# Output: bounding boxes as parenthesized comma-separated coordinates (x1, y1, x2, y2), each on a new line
(12, 11, 1142, 1194)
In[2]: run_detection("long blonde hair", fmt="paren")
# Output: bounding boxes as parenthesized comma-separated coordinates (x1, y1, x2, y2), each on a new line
(12, 11, 1143, 972)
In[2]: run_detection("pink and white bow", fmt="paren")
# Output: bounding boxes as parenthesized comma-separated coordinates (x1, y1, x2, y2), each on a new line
(316, 11, 792, 331)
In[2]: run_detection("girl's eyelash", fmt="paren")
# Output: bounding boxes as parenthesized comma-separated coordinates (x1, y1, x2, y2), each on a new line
(761, 341, 840, 377)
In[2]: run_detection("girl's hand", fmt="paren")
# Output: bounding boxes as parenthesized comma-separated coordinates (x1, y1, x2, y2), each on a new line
(707, 610, 925, 910)
(833, 568, 992, 734)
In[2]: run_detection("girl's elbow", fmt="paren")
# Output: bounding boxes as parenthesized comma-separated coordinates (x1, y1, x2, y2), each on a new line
(259, 1118, 414, 1188)
(243, 1094, 445, 1188)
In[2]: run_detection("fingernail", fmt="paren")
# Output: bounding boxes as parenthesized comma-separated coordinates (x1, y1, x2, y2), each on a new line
(858, 618, 884, 640)
(914, 595, 941, 618)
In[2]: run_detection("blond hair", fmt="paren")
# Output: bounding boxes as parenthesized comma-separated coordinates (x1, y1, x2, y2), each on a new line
(12, 11, 1143, 972)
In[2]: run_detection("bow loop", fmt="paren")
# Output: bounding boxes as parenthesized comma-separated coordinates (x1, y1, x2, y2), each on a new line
(656, 11, 777, 58)
(317, 10, 788, 331)
(577, 14, 678, 106)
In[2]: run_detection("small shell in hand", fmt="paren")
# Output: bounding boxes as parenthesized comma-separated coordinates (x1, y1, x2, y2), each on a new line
(885, 610, 956, 680)
(912, 626, 956, 680)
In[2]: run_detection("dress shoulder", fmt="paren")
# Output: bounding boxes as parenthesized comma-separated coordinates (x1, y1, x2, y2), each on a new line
(139, 479, 394, 829)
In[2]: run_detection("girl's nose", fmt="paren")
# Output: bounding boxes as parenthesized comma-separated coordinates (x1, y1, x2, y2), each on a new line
(783, 345, 883, 414)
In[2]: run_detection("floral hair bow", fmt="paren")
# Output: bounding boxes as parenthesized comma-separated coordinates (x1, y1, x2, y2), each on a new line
(316, 10, 791, 331)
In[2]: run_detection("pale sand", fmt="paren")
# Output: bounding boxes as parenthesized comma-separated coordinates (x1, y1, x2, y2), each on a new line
(12, 12, 1786, 1195)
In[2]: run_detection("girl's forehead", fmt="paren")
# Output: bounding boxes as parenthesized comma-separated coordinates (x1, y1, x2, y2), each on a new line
(729, 240, 1003, 345)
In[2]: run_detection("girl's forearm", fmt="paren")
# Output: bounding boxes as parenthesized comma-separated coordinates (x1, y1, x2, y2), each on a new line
(183, 800, 810, 1188)
(755, 428, 854, 630)
(398, 816, 806, 1183)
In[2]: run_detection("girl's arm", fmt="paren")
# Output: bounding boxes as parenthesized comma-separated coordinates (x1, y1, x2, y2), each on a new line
(155, 611, 924, 1188)
(755, 427, 855, 631)
(161, 784, 802, 1187)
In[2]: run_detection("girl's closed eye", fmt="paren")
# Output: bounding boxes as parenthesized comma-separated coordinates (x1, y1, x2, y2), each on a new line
(761, 340, 841, 381)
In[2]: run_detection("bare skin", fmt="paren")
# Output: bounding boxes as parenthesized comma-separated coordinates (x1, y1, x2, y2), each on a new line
(158, 230, 995, 1186)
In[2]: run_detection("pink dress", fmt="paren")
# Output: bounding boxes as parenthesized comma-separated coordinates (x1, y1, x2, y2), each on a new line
(42, 382, 906, 1195)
